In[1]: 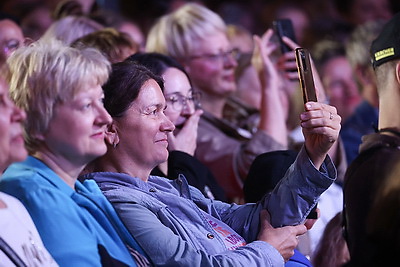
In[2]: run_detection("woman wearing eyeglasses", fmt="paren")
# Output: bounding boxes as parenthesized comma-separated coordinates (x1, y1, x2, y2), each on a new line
(127, 52, 227, 201)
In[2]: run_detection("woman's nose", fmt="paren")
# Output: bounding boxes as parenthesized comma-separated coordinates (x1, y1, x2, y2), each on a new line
(161, 113, 175, 132)
(12, 103, 26, 122)
(96, 104, 112, 126)
(181, 101, 195, 116)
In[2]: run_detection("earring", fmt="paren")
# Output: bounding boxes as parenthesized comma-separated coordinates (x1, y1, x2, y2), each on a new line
(112, 142, 117, 149)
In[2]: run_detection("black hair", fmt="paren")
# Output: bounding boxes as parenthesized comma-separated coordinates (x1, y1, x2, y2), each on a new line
(333, 0, 354, 15)
(102, 60, 164, 118)
(126, 52, 191, 92)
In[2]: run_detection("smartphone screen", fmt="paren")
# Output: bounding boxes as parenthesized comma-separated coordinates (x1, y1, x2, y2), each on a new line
(307, 205, 318, 219)
(295, 48, 318, 104)
(273, 19, 297, 54)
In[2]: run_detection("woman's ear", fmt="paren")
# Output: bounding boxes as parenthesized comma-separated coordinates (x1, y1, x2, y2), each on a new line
(105, 122, 120, 148)
(33, 132, 45, 141)
(395, 62, 400, 85)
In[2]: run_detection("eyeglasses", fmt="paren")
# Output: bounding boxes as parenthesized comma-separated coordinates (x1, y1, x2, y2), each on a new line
(189, 48, 240, 63)
(165, 90, 201, 112)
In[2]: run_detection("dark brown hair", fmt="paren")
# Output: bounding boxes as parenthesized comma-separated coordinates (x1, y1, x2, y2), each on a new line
(102, 60, 164, 118)
(72, 28, 138, 63)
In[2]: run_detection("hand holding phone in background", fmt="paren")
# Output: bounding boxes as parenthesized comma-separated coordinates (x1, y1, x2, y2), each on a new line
(273, 19, 297, 54)
(278, 36, 329, 103)
(273, 19, 298, 75)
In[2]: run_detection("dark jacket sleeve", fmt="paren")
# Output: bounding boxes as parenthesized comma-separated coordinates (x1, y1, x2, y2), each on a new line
(167, 151, 227, 202)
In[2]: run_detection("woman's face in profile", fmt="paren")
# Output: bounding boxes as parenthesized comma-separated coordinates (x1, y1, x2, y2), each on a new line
(115, 79, 175, 168)
(42, 83, 111, 166)
(0, 77, 27, 170)
(162, 67, 196, 129)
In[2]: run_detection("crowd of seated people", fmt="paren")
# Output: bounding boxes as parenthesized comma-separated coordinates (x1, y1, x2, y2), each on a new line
(0, 0, 399, 266)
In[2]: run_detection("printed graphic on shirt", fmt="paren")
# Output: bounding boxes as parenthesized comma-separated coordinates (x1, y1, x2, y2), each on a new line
(205, 213, 246, 250)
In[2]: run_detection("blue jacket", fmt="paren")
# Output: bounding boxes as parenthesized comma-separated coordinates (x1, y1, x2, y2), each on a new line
(0, 156, 146, 267)
(286, 249, 312, 267)
(341, 100, 379, 164)
(84, 147, 336, 267)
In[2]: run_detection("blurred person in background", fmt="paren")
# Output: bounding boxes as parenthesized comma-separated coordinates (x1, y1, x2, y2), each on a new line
(334, 0, 393, 29)
(312, 39, 361, 123)
(71, 27, 139, 63)
(86, 6, 147, 52)
(20, 4, 53, 41)
(41, 15, 103, 45)
(341, 20, 385, 164)
(0, 15, 25, 72)
(311, 212, 349, 267)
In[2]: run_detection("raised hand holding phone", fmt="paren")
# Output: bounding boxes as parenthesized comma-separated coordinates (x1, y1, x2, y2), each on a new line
(292, 49, 320, 220)
(290, 47, 340, 169)
(273, 19, 298, 76)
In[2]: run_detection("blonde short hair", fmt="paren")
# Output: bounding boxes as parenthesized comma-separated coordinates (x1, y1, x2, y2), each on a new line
(146, 3, 226, 60)
(7, 39, 110, 153)
(41, 15, 103, 45)
(345, 20, 385, 69)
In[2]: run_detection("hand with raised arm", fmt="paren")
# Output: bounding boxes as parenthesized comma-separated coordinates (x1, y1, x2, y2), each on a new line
(252, 29, 288, 147)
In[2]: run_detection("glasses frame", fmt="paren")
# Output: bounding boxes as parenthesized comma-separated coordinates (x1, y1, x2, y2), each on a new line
(189, 48, 240, 63)
(164, 90, 202, 112)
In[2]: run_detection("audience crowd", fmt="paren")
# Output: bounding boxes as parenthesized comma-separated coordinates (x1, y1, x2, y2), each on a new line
(1, 0, 399, 266)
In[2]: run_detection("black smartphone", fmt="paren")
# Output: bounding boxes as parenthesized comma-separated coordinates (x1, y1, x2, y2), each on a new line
(295, 48, 318, 104)
(307, 205, 318, 219)
(273, 19, 297, 54)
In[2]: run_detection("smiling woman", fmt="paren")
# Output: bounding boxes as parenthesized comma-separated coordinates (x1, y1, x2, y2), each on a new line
(127, 52, 227, 201)
(111, 77, 175, 179)
(0, 40, 148, 266)
(87, 61, 175, 180)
